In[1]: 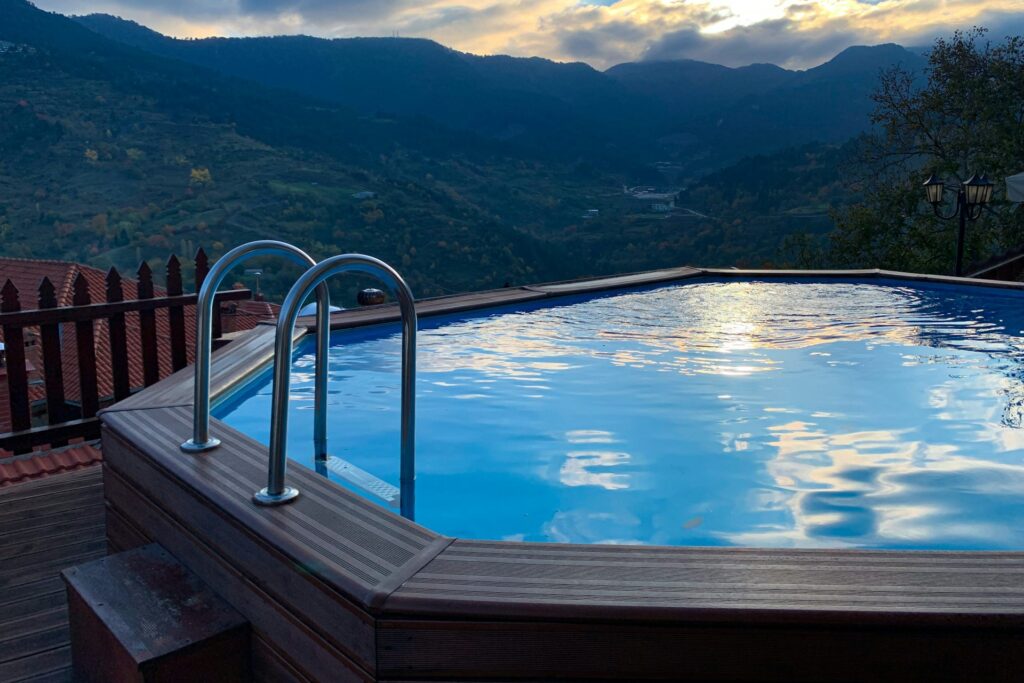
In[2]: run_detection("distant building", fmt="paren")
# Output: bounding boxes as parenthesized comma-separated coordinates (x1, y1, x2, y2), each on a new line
(623, 186, 678, 213)
(0, 42, 34, 55)
(351, 191, 376, 200)
(636, 192, 676, 213)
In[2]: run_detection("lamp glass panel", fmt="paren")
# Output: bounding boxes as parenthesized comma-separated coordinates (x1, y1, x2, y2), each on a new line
(964, 181, 982, 205)
(980, 178, 994, 204)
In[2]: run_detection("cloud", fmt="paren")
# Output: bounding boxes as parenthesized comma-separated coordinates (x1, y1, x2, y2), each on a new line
(237, 0, 410, 22)
(34, 0, 1024, 70)
(642, 17, 862, 68)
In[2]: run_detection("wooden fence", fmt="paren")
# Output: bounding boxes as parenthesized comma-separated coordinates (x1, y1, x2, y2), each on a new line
(967, 246, 1024, 282)
(0, 249, 250, 454)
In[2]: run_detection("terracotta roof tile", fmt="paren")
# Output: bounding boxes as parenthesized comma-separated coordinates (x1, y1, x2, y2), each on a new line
(0, 441, 102, 486)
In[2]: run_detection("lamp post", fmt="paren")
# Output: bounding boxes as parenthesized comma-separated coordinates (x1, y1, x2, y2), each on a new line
(244, 268, 263, 300)
(923, 172, 994, 276)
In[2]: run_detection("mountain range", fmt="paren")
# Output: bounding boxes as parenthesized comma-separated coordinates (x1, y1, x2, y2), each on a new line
(0, 0, 925, 297)
(75, 12, 927, 173)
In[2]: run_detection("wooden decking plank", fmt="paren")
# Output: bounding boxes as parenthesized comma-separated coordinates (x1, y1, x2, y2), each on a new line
(0, 516, 104, 548)
(0, 549, 106, 592)
(0, 589, 65, 626)
(0, 538, 107, 576)
(0, 610, 69, 665)
(0, 466, 105, 683)
(0, 477, 101, 505)
(531, 266, 703, 294)
(0, 492, 103, 521)
(0, 494, 101, 518)
(0, 492, 104, 521)
(385, 539, 1024, 628)
(12, 669, 71, 683)
(0, 466, 101, 499)
(0, 577, 63, 610)
(0, 647, 72, 683)
(0, 520, 105, 550)
(0, 516, 104, 543)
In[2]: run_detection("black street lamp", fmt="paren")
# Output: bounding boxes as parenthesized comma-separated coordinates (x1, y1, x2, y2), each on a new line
(923, 171, 994, 276)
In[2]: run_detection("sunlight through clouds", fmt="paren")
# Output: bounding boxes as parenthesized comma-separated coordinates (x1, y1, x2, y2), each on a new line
(34, 0, 1024, 68)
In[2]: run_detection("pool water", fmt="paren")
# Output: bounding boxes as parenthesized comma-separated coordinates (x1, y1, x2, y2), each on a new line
(214, 279, 1024, 550)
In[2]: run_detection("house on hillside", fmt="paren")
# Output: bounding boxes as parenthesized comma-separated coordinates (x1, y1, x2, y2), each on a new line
(0, 41, 35, 55)
(633, 191, 677, 213)
(0, 257, 279, 432)
(622, 186, 678, 213)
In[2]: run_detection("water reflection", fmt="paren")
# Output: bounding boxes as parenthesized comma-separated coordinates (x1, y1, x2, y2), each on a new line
(330, 281, 1024, 388)
(728, 418, 1024, 548)
(216, 279, 1024, 550)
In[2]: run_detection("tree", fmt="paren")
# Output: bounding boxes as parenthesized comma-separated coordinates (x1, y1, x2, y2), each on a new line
(830, 29, 1024, 273)
(189, 167, 213, 187)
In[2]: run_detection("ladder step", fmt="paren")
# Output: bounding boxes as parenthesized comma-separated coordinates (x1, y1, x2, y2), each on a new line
(321, 456, 400, 508)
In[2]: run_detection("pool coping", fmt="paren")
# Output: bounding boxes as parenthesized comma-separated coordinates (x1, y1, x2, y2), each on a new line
(98, 266, 1024, 681)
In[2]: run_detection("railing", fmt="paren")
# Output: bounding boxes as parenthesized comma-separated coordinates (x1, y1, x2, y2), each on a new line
(0, 250, 250, 454)
(967, 245, 1024, 282)
(181, 240, 330, 455)
(255, 254, 417, 519)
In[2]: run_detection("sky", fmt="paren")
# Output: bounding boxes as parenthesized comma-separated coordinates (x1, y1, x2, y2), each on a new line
(34, 0, 1024, 70)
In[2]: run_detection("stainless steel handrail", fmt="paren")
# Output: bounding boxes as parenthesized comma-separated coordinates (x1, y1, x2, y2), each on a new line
(180, 241, 331, 457)
(254, 254, 417, 519)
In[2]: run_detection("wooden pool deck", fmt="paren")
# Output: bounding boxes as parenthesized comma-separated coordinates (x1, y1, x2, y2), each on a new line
(0, 465, 105, 683)
(7, 269, 1024, 681)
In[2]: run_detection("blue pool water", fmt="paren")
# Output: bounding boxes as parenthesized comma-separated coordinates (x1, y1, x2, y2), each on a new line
(214, 278, 1024, 549)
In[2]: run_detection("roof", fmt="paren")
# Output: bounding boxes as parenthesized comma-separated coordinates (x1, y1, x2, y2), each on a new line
(0, 441, 102, 486)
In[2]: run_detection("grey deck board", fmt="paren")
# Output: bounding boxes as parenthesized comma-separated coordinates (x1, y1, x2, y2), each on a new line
(385, 539, 1024, 625)
(0, 466, 105, 683)
(529, 265, 703, 293)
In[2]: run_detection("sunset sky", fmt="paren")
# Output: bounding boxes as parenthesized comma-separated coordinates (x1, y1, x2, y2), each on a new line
(35, 0, 1024, 69)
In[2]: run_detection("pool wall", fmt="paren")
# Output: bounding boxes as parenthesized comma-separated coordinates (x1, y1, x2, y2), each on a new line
(100, 267, 1024, 682)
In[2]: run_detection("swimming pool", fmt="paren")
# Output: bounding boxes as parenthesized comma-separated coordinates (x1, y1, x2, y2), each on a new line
(214, 277, 1024, 550)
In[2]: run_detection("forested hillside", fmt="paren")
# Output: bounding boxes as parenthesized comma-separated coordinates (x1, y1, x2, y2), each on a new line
(77, 12, 925, 173)
(0, 0, 938, 300)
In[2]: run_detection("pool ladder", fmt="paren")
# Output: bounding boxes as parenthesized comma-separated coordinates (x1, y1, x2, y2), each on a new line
(181, 243, 418, 520)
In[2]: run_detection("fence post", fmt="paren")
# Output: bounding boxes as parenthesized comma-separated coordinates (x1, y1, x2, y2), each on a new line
(106, 268, 131, 402)
(166, 255, 188, 371)
(137, 262, 159, 387)
(195, 248, 222, 340)
(37, 277, 67, 445)
(1, 280, 31, 441)
(72, 273, 99, 420)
